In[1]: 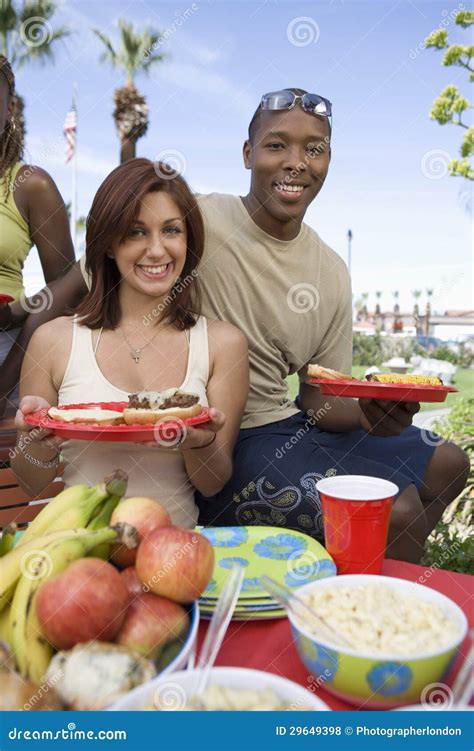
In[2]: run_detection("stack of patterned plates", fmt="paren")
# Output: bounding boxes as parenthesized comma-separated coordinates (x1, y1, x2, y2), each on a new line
(197, 526, 336, 621)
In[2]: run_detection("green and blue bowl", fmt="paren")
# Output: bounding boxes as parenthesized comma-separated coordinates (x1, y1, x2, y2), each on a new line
(289, 575, 467, 709)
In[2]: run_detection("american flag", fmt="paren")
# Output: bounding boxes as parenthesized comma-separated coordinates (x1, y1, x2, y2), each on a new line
(64, 105, 77, 163)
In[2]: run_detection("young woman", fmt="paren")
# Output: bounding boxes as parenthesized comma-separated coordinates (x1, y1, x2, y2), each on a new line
(0, 55, 75, 414)
(12, 158, 249, 527)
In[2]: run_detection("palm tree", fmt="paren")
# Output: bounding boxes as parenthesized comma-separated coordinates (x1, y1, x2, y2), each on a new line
(93, 20, 166, 163)
(375, 290, 382, 314)
(0, 1, 71, 133)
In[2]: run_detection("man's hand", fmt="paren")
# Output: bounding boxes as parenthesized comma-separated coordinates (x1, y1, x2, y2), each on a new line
(359, 398, 420, 437)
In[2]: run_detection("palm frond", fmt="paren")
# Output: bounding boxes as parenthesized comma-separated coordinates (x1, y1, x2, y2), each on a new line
(92, 27, 118, 66)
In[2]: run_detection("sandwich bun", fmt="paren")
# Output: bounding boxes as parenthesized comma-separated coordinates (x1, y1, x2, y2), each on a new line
(122, 403, 202, 426)
(48, 407, 124, 425)
(307, 364, 353, 380)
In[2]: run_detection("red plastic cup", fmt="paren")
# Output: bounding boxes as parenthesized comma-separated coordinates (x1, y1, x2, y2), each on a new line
(316, 475, 398, 575)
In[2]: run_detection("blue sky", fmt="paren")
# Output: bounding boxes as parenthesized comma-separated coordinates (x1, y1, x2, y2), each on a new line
(17, 0, 472, 315)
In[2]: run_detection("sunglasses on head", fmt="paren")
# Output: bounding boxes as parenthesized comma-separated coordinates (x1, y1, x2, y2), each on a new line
(259, 90, 332, 120)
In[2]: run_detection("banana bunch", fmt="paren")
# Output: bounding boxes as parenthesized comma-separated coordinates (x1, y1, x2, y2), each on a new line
(0, 470, 132, 684)
(9, 526, 122, 684)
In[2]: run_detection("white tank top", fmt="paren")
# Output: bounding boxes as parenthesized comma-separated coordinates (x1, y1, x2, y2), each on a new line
(58, 316, 210, 528)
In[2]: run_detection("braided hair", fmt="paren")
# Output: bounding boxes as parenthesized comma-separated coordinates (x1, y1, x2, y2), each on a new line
(0, 55, 25, 195)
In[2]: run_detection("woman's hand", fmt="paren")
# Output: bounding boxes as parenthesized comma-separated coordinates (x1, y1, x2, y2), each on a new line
(180, 407, 226, 451)
(359, 398, 420, 437)
(140, 407, 226, 451)
(15, 395, 63, 452)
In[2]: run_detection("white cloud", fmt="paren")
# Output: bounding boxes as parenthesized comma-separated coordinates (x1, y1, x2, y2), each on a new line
(151, 62, 253, 112)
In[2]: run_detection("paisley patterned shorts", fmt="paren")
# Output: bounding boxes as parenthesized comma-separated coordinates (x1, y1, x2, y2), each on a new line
(196, 411, 439, 542)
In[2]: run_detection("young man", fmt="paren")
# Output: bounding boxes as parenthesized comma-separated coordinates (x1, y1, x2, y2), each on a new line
(1, 88, 468, 562)
(194, 89, 469, 563)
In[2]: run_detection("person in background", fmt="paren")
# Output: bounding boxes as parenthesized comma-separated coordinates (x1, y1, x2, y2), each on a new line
(0, 55, 75, 415)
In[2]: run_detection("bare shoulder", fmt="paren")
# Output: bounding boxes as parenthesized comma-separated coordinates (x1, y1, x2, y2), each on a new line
(206, 318, 248, 353)
(17, 165, 57, 194)
(29, 316, 74, 355)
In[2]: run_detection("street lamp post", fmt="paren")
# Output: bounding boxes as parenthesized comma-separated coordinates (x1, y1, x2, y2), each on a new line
(347, 229, 352, 274)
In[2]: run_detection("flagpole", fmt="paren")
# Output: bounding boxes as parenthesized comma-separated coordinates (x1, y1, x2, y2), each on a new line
(70, 82, 78, 249)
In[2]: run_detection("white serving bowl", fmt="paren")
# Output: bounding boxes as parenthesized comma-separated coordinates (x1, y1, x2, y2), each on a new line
(289, 575, 467, 709)
(108, 666, 330, 711)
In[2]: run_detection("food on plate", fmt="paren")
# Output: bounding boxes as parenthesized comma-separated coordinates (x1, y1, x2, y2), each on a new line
(299, 584, 461, 655)
(307, 364, 353, 380)
(151, 684, 312, 711)
(45, 641, 156, 710)
(110, 497, 171, 568)
(366, 373, 443, 386)
(36, 558, 130, 650)
(116, 593, 189, 661)
(122, 388, 201, 425)
(0, 644, 63, 710)
(136, 527, 214, 603)
(48, 406, 124, 425)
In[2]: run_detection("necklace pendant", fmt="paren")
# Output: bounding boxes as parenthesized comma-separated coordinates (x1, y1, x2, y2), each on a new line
(131, 350, 141, 364)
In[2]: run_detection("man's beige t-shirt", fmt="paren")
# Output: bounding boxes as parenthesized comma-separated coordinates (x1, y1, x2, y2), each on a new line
(196, 193, 352, 429)
(79, 192, 352, 430)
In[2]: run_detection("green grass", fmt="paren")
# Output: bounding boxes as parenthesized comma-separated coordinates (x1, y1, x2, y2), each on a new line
(286, 368, 474, 413)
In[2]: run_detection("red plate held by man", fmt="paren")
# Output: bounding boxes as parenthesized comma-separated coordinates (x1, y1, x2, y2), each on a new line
(309, 378, 458, 403)
(24, 401, 211, 442)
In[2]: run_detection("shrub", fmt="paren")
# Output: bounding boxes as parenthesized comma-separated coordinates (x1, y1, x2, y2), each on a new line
(421, 398, 473, 574)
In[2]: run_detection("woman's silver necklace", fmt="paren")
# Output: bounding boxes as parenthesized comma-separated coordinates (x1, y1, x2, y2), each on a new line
(120, 324, 163, 364)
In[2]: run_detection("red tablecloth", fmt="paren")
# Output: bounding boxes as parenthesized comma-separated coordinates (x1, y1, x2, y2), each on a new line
(196, 559, 473, 710)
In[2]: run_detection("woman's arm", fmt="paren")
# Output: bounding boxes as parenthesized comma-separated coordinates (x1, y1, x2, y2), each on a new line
(182, 320, 249, 497)
(17, 166, 76, 283)
(0, 262, 87, 414)
(10, 320, 66, 496)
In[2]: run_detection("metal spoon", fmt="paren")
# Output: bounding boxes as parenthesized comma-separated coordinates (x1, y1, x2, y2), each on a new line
(192, 564, 245, 703)
(260, 575, 353, 648)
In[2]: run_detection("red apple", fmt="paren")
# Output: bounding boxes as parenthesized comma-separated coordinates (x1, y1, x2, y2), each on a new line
(116, 593, 189, 660)
(136, 527, 214, 603)
(120, 566, 144, 597)
(110, 497, 171, 568)
(36, 558, 130, 649)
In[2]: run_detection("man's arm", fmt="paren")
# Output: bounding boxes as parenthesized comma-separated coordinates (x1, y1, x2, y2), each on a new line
(0, 261, 88, 411)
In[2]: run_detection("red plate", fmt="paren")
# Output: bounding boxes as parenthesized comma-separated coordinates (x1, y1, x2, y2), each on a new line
(0, 294, 14, 305)
(309, 378, 458, 403)
(24, 402, 211, 442)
